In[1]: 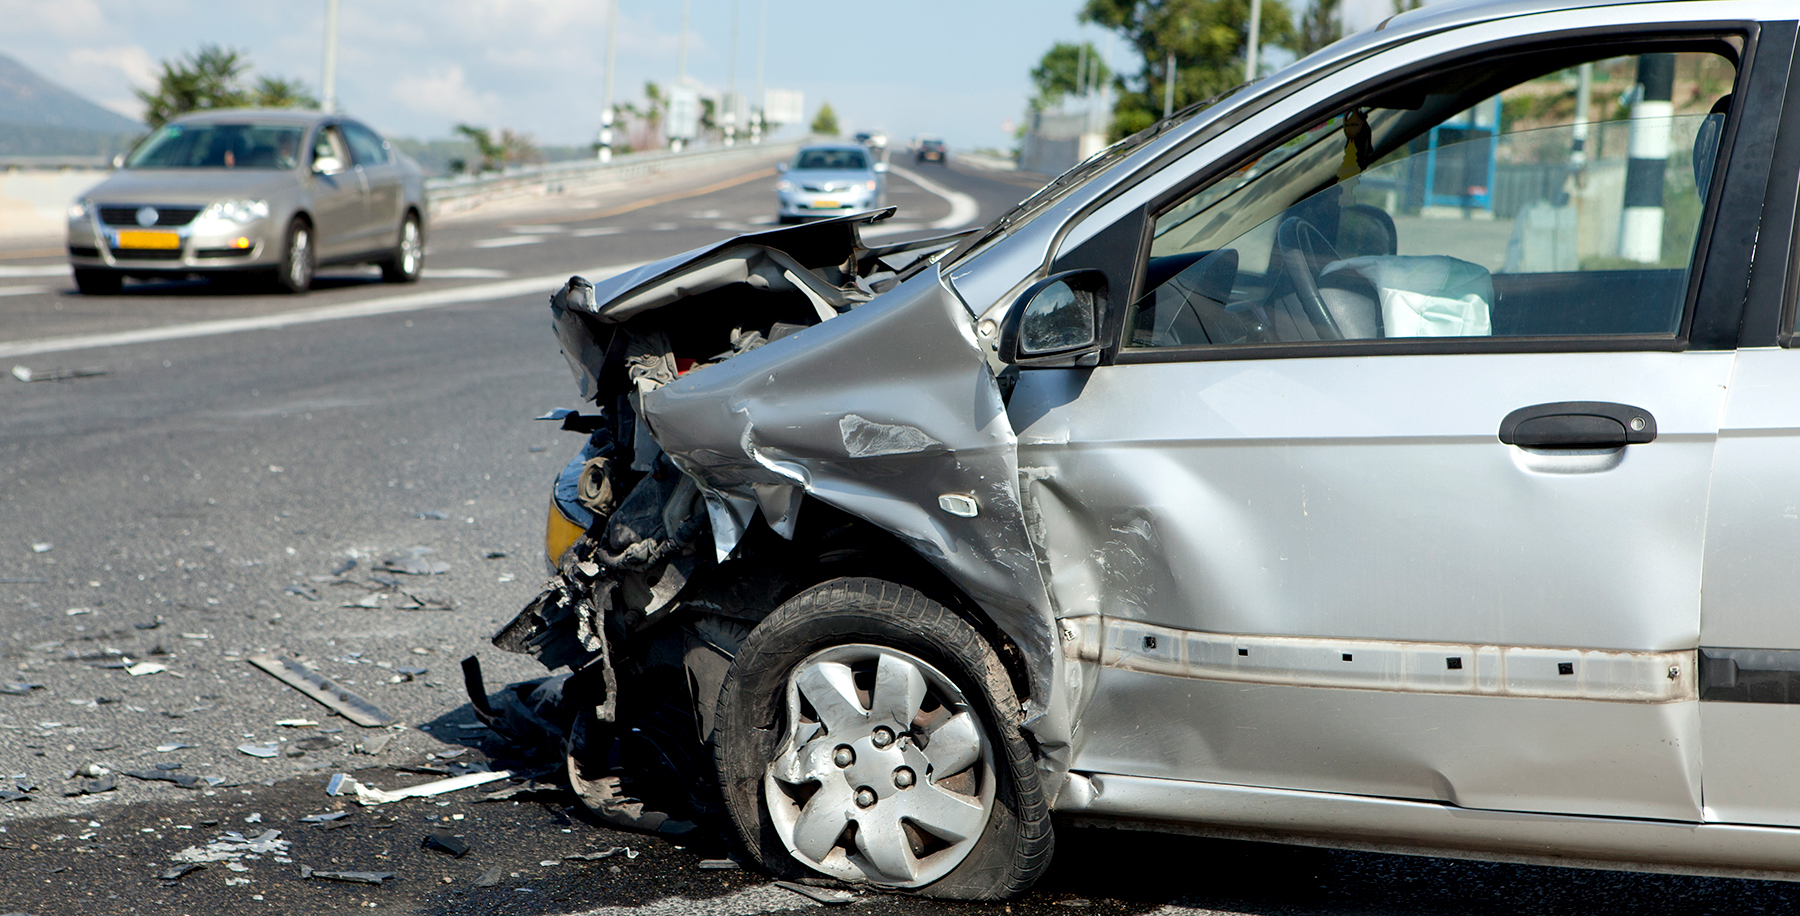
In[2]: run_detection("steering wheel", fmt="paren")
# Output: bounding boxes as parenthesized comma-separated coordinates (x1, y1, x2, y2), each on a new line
(1274, 217, 1345, 341)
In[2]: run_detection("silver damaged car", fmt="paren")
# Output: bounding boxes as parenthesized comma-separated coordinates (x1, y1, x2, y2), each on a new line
(479, 0, 1800, 899)
(67, 109, 427, 295)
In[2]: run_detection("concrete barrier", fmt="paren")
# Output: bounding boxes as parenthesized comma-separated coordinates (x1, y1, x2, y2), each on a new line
(0, 140, 806, 242)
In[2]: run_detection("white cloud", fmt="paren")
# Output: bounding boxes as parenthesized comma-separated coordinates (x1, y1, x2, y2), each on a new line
(0, 0, 107, 39)
(68, 44, 157, 89)
(389, 64, 501, 124)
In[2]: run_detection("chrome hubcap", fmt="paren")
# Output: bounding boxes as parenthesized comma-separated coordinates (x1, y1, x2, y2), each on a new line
(400, 219, 421, 274)
(288, 227, 311, 286)
(765, 644, 994, 887)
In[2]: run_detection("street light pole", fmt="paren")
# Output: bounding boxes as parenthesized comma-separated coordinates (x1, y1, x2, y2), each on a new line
(599, 0, 618, 161)
(677, 0, 690, 85)
(321, 0, 340, 113)
(753, 0, 766, 143)
(726, 0, 739, 145)
(1245, 0, 1262, 82)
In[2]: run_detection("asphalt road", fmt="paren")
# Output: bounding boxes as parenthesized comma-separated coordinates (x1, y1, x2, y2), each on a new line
(0, 152, 1794, 915)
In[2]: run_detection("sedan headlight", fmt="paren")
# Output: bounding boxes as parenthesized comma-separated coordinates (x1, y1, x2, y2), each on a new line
(776, 179, 795, 193)
(68, 198, 93, 221)
(865, 180, 877, 191)
(201, 199, 270, 224)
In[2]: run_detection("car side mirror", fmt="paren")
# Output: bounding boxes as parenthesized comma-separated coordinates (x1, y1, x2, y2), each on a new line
(313, 156, 343, 175)
(873, 162, 889, 173)
(998, 269, 1108, 367)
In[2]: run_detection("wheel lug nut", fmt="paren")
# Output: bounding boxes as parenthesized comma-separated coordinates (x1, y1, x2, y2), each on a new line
(893, 767, 915, 789)
(833, 746, 855, 768)
(871, 727, 894, 749)
(854, 787, 877, 808)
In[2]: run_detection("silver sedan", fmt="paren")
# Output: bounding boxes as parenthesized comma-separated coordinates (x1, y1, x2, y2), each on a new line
(66, 109, 428, 295)
(775, 144, 887, 224)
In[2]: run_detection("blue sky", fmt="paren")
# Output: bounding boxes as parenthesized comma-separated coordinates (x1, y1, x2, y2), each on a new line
(0, 0, 1401, 150)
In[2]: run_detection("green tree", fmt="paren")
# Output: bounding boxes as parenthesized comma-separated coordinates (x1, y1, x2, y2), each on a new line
(1298, 0, 1343, 55)
(251, 75, 318, 109)
(135, 44, 317, 128)
(1030, 41, 1114, 111)
(1391, 0, 1423, 12)
(1082, 0, 1296, 139)
(811, 102, 839, 136)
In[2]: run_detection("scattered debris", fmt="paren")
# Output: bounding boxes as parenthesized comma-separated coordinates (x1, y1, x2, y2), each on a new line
(485, 550, 508, 559)
(698, 859, 741, 870)
(174, 830, 288, 864)
(421, 833, 470, 857)
(294, 736, 340, 752)
(285, 584, 321, 602)
(123, 768, 201, 788)
(126, 662, 167, 677)
(64, 775, 116, 797)
(158, 863, 205, 882)
(155, 743, 195, 753)
(775, 881, 856, 906)
(380, 546, 450, 576)
(299, 865, 394, 886)
(475, 866, 504, 887)
(387, 665, 429, 683)
(237, 744, 279, 759)
(395, 587, 457, 611)
(245, 813, 263, 824)
(64, 607, 92, 616)
(330, 769, 513, 806)
(564, 847, 627, 861)
(416, 511, 450, 520)
(12, 365, 106, 382)
(0, 683, 43, 696)
(353, 733, 395, 756)
(0, 789, 31, 803)
(247, 654, 396, 727)
(430, 747, 466, 759)
(276, 719, 318, 728)
(31, 543, 51, 553)
(299, 811, 351, 824)
(329, 557, 358, 577)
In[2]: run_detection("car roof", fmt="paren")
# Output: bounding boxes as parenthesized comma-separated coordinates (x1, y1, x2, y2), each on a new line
(166, 109, 340, 127)
(797, 143, 871, 154)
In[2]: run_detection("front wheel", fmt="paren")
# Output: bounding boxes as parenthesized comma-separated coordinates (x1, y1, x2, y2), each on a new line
(272, 217, 314, 294)
(379, 213, 423, 283)
(714, 578, 1051, 900)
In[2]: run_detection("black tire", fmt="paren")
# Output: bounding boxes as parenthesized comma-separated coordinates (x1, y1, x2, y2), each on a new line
(379, 212, 424, 283)
(714, 577, 1051, 900)
(73, 268, 122, 295)
(272, 216, 314, 294)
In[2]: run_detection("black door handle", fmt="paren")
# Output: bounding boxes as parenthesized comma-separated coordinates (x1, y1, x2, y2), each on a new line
(1498, 401, 1657, 449)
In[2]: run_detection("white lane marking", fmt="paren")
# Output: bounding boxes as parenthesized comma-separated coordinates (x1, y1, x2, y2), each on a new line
(0, 285, 50, 297)
(473, 235, 544, 249)
(572, 883, 826, 916)
(889, 164, 981, 229)
(420, 267, 511, 279)
(572, 227, 623, 237)
(650, 222, 681, 231)
(0, 262, 648, 359)
(508, 224, 565, 234)
(0, 265, 70, 278)
(859, 222, 926, 239)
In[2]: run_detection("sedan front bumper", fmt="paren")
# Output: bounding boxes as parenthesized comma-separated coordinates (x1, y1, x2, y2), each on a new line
(67, 216, 277, 273)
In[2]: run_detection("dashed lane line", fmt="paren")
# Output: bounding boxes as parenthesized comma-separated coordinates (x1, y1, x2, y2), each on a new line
(0, 264, 71, 278)
(473, 235, 545, 248)
(0, 262, 647, 360)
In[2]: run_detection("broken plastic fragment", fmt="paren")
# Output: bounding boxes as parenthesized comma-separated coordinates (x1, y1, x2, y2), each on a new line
(299, 811, 350, 824)
(0, 683, 43, 696)
(156, 743, 195, 753)
(475, 866, 504, 887)
(126, 662, 167, 677)
(421, 833, 470, 857)
(332, 769, 513, 806)
(12, 365, 105, 382)
(158, 863, 204, 882)
(247, 655, 396, 727)
(300, 865, 394, 885)
(237, 743, 279, 759)
(776, 881, 856, 905)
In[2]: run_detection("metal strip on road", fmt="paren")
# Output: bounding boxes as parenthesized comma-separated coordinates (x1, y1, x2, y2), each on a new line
(0, 262, 646, 360)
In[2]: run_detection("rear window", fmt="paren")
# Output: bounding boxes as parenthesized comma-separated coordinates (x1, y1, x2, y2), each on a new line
(795, 148, 869, 170)
(127, 123, 306, 170)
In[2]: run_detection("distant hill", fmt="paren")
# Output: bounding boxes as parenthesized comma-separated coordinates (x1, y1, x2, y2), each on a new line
(0, 51, 143, 157)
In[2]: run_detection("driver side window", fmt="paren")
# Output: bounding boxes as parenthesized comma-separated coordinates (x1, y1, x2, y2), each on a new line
(1128, 49, 1735, 348)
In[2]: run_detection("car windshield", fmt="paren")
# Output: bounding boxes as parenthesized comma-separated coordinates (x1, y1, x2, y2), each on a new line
(795, 149, 869, 171)
(127, 123, 307, 170)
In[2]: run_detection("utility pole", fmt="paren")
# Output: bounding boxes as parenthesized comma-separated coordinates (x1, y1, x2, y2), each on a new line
(677, 0, 690, 85)
(598, 0, 619, 161)
(725, 0, 739, 145)
(1619, 53, 1675, 263)
(1163, 52, 1175, 119)
(753, 0, 767, 143)
(320, 0, 340, 113)
(1245, 0, 1262, 82)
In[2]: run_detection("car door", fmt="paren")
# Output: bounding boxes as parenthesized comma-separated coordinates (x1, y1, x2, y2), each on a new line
(1007, 18, 1789, 823)
(307, 123, 365, 260)
(341, 120, 402, 253)
(1694, 25, 1800, 828)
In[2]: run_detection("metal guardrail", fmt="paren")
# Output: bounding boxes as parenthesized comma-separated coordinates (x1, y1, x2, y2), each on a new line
(425, 139, 805, 217)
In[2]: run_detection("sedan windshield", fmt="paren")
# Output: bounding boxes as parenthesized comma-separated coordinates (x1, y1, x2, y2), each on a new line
(127, 123, 306, 170)
(794, 148, 869, 171)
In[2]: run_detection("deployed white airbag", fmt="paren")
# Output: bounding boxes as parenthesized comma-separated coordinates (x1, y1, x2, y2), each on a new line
(1323, 254, 1493, 337)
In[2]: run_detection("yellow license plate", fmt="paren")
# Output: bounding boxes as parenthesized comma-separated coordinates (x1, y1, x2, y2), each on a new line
(116, 230, 180, 250)
(813, 200, 839, 209)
